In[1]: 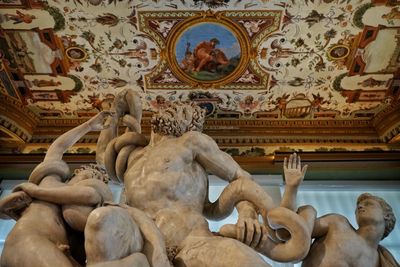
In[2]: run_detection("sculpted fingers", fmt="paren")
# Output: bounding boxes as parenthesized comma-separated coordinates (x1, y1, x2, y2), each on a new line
(292, 153, 297, 169)
(283, 157, 287, 171)
(236, 218, 245, 243)
(250, 219, 262, 248)
(297, 155, 301, 170)
(302, 165, 308, 177)
(257, 225, 269, 250)
(244, 219, 255, 246)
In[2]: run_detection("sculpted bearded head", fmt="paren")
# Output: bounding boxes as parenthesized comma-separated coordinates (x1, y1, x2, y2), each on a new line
(151, 101, 206, 137)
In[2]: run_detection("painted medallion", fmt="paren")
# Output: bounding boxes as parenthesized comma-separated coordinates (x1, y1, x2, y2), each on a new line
(175, 22, 241, 82)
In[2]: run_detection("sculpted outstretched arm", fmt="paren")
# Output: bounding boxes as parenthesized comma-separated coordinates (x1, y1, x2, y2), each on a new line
(280, 153, 307, 211)
(46, 111, 113, 163)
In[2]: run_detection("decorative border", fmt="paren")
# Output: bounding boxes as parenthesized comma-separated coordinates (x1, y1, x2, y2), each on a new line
(223, 10, 282, 49)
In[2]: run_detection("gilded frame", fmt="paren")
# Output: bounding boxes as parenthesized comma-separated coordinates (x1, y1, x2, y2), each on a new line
(166, 13, 250, 88)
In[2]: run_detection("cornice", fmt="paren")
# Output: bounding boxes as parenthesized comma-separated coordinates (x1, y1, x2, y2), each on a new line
(0, 93, 39, 142)
(29, 116, 382, 145)
(372, 101, 400, 141)
(12, 104, 399, 146)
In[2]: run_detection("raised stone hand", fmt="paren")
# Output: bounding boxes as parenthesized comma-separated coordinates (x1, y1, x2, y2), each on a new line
(111, 89, 142, 133)
(112, 88, 130, 118)
(86, 110, 115, 131)
(284, 153, 308, 187)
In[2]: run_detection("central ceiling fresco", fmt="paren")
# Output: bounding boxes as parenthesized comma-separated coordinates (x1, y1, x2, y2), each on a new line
(0, 0, 399, 157)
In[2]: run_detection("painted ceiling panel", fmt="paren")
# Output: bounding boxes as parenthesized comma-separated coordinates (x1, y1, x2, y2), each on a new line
(0, 0, 399, 155)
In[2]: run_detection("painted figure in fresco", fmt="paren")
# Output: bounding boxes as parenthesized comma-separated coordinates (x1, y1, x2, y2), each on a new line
(382, 7, 400, 20)
(5, 10, 36, 24)
(302, 193, 399, 267)
(358, 78, 387, 88)
(193, 38, 229, 72)
(32, 79, 62, 87)
(180, 42, 196, 73)
(109, 49, 149, 67)
(89, 89, 315, 267)
(67, 48, 86, 61)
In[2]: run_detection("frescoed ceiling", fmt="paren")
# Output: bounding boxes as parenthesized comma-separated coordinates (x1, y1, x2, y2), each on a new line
(0, 0, 400, 177)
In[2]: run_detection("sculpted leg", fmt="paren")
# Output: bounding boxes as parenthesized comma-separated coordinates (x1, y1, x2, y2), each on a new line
(84, 206, 144, 264)
(125, 207, 171, 267)
(1, 236, 76, 267)
(88, 253, 150, 267)
(84, 206, 170, 267)
(174, 236, 271, 267)
(195, 53, 213, 72)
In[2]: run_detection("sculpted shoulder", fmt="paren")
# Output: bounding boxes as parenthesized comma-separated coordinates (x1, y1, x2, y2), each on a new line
(320, 213, 354, 231)
(181, 131, 215, 147)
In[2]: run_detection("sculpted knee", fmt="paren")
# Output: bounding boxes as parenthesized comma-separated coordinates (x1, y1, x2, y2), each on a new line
(86, 207, 115, 231)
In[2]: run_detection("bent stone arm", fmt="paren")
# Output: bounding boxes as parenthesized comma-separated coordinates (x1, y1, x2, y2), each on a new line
(97, 89, 142, 166)
(14, 183, 102, 206)
(46, 111, 112, 163)
(96, 117, 118, 166)
(189, 132, 275, 221)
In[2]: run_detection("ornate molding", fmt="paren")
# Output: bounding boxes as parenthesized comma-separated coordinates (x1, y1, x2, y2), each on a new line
(372, 101, 400, 141)
(29, 116, 383, 146)
(0, 93, 38, 142)
(15, 104, 400, 146)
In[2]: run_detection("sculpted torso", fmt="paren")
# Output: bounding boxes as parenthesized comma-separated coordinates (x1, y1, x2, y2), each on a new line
(1, 177, 70, 267)
(302, 215, 379, 267)
(124, 132, 210, 247)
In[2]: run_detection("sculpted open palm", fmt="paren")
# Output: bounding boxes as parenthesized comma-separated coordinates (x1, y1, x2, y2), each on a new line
(284, 153, 308, 187)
